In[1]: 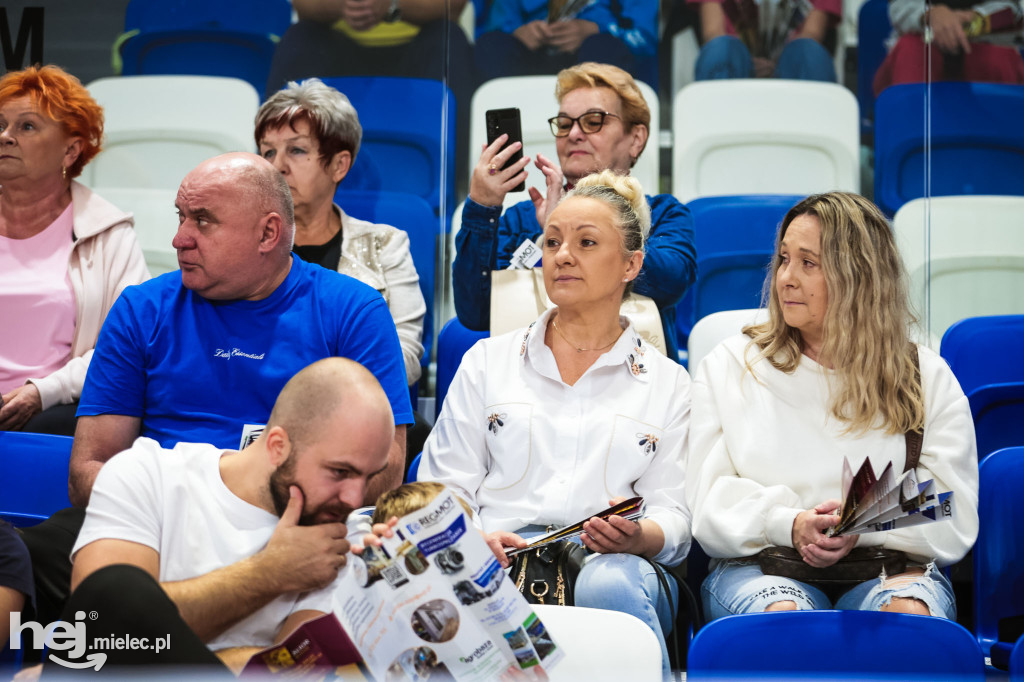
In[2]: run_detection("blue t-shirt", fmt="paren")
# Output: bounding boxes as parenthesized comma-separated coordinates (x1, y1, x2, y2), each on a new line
(79, 254, 413, 449)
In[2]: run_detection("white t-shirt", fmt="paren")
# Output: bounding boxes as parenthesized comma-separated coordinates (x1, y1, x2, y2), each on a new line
(687, 334, 979, 566)
(74, 438, 340, 651)
(421, 308, 692, 566)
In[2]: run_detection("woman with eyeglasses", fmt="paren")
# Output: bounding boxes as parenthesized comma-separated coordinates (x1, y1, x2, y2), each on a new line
(453, 62, 696, 361)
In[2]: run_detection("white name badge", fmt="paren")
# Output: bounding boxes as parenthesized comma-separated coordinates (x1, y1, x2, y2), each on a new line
(239, 424, 265, 449)
(509, 238, 542, 270)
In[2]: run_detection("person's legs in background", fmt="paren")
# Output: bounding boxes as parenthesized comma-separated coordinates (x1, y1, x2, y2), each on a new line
(873, 33, 947, 95)
(774, 38, 837, 81)
(576, 33, 636, 76)
(962, 42, 1024, 85)
(694, 35, 753, 80)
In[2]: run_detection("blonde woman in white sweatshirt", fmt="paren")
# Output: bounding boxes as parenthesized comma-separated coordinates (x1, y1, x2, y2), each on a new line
(687, 191, 978, 621)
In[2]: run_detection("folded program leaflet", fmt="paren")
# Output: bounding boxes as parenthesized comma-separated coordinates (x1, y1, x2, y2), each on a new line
(829, 457, 955, 537)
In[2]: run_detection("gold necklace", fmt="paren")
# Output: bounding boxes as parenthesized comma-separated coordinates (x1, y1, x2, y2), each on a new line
(552, 318, 621, 353)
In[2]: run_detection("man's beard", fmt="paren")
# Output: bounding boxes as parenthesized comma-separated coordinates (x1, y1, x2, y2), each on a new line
(268, 454, 353, 526)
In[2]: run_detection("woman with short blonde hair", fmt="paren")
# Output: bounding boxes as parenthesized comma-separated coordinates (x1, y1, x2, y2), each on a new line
(426, 171, 690, 677)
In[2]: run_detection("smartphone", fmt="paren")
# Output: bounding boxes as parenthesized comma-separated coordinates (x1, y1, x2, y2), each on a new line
(485, 107, 526, 193)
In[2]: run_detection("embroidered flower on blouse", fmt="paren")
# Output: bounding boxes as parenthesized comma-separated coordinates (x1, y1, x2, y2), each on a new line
(487, 412, 507, 434)
(636, 433, 659, 455)
(628, 353, 647, 376)
(633, 335, 646, 357)
(520, 322, 535, 357)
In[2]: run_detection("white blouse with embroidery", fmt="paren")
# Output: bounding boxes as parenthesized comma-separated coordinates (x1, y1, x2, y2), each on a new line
(420, 307, 693, 566)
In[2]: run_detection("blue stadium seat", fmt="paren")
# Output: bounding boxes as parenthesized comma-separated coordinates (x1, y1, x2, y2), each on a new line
(406, 452, 422, 483)
(970, 383, 1024, 461)
(1012, 633, 1024, 680)
(320, 77, 457, 220)
(940, 316, 1024, 460)
(688, 610, 985, 680)
(435, 318, 488, 415)
(0, 432, 73, 527)
(115, 0, 292, 99)
(941, 315, 1024, 396)
(675, 195, 799, 359)
(122, 0, 291, 35)
(334, 190, 438, 368)
(856, 0, 892, 136)
(874, 82, 1024, 216)
(975, 447, 1024, 669)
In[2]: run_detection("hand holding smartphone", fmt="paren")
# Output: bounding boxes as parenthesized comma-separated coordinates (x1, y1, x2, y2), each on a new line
(485, 107, 526, 193)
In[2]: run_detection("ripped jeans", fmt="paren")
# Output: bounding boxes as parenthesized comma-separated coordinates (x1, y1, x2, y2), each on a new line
(702, 559, 955, 622)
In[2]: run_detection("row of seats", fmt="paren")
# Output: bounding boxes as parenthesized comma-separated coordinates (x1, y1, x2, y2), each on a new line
(5, 434, 1023, 678)
(79, 72, 1024, 361)
(83, 72, 1024, 229)
(108, 0, 919, 130)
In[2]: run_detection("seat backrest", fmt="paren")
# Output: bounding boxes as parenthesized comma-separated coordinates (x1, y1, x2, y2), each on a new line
(675, 194, 797, 345)
(688, 610, 984, 679)
(334, 190, 438, 363)
(435, 317, 488, 415)
(119, 30, 278, 100)
(1012, 632, 1024, 679)
(321, 77, 457, 218)
(874, 82, 1024, 216)
(84, 75, 259, 190)
(0, 432, 74, 527)
(940, 315, 1024, 396)
(893, 196, 1024, 346)
(469, 76, 661, 197)
(532, 605, 661, 682)
(672, 80, 859, 202)
(687, 308, 769, 376)
(969, 383, 1024, 461)
(93, 186, 180, 276)
(124, 0, 292, 36)
(856, 0, 891, 134)
(975, 447, 1024, 658)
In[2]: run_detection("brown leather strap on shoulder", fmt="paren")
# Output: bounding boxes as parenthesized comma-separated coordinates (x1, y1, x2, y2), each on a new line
(904, 346, 923, 472)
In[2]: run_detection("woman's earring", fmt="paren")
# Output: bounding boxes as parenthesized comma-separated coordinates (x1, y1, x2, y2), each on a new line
(61, 166, 67, 181)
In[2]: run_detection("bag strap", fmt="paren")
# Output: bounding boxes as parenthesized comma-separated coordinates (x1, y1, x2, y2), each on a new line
(903, 346, 923, 473)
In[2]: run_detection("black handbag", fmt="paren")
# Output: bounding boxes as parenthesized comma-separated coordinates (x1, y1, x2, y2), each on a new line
(757, 349, 923, 587)
(509, 540, 587, 605)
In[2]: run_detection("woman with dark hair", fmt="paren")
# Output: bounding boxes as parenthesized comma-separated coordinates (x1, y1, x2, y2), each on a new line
(0, 65, 148, 436)
(255, 78, 426, 386)
(688, 191, 978, 620)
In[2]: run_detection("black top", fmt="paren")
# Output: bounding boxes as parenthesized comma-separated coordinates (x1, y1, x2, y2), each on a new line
(293, 228, 342, 271)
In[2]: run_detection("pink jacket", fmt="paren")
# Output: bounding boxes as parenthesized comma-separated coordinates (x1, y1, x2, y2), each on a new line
(27, 182, 149, 409)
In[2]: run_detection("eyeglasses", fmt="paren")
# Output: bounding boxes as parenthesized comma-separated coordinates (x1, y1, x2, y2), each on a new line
(547, 111, 621, 137)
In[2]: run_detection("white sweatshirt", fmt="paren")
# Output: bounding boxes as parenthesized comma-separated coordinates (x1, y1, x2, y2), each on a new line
(687, 334, 978, 567)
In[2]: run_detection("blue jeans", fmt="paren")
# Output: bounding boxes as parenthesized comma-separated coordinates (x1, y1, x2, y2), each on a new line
(695, 36, 837, 82)
(702, 560, 956, 622)
(516, 528, 679, 678)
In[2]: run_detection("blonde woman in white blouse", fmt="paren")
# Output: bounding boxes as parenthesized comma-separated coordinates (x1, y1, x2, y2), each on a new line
(422, 170, 691, 677)
(688, 191, 978, 621)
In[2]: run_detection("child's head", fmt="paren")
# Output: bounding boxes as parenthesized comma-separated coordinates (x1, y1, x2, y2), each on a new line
(372, 482, 474, 524)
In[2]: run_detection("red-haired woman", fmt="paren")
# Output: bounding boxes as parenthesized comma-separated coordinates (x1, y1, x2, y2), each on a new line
(0, 65, 148, 435)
